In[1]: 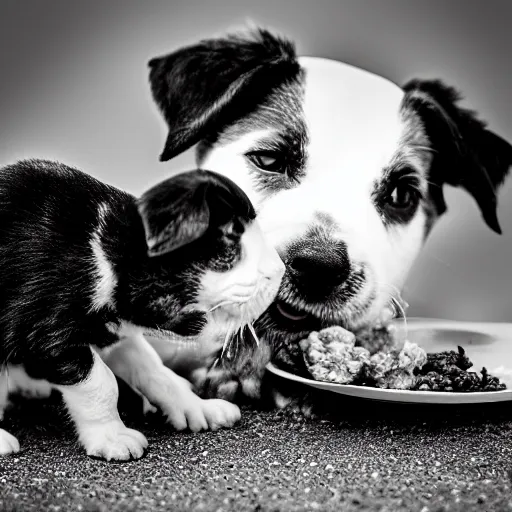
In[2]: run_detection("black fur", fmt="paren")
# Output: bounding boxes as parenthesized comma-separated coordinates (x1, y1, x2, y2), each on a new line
(148, 28, 301, 161)
(402, 79, 512, 234)
(138, 169, 255, 256)
(0, 159, 255, 385)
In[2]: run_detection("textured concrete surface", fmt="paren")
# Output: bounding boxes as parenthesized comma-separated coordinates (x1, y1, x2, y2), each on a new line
(1, 376, 511, 512)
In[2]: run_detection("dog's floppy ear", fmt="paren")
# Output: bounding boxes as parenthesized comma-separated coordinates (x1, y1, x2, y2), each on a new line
(138, 170, 212, 257)
(402, 79, 512, 234)
(148, 27, 300, 162)
(138, 169, 256, 257)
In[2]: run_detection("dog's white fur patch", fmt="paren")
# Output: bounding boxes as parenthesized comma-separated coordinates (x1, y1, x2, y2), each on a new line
(89, 202, 117, 312)
(200, 57, 431, 326)
(196, 221, 285, 321)
(189, 220, 285, 356)
(102, 326, 241, 432)
(55, 349, 147, 461)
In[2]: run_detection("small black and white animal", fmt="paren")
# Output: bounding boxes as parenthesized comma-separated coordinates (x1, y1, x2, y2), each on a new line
(142, 27, 512, 401)
(0, 159, 285, 459)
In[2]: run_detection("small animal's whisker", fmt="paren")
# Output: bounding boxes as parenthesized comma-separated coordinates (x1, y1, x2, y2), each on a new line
(426, 253, 454, 270)
(208, 300, 236, 313)
(247, 322, 260, 347)
(220, 327, 232, 360)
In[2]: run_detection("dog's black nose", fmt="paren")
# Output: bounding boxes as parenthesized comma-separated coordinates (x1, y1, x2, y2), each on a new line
(288, 241, 351, 292)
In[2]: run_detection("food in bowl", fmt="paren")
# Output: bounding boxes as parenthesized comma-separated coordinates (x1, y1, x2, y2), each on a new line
(299, 325, 507, 392)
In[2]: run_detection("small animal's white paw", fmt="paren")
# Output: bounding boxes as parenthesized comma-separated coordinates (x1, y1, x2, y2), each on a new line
(80, 422, 148, 461)
(156, 373, 241, 432)
(164, 395, 242, 432)
(201, 399, 241, 431)
(0, 428, 20, 456)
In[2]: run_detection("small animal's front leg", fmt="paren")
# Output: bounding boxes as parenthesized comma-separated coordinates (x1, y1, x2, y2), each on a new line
(24, 347, 147, 461)
(0, 368, 20, 455)
(6, 365, 53, 399)
(103, 332, 241, 432)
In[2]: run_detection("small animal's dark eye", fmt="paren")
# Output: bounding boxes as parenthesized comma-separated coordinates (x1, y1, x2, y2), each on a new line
(246, 151, 285, 174)
(221, 219, 244, 242)
(385, 181, 419, 211)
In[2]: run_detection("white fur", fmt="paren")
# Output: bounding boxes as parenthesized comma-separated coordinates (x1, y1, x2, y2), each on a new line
(55, 349, 147, 461)
(200, 57, 431, 327)
(196, 221, 285, 322)
(0, 365, 55, 456)
(4, 365, 53, 399)
(0, 368, 20, 455)
(0, 367, 9, 421)
(101, 324, 241, 431)
(99, 221, 283, 421)
(0, 428, 19, 455)
(89, 202, 117, 312)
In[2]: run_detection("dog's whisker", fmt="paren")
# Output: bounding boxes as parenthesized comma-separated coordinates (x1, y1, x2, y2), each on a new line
(424, 253, 470, 279)
(247, 322, 260, 347)
(390, 295, 408, 327)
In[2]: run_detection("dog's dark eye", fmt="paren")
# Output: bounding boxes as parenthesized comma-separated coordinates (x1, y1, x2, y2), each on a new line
(246, 152, 284, 174)
(385, 182, 419, 210)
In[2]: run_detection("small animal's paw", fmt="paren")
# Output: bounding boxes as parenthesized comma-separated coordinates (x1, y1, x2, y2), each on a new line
(199, 367, 241, 401)
(201, 399, 241, 430)
(80, 422, 148, 461)
(200, 368, 265, 403)
(0, 428, 20, 455)
(155, 372, 241, 432)
(276, 392, 319, 419)
(7, 366, 53, 399)
(196, 343, 272, 403)
(162, 396, 207, 432)
(164, 395, 241, 432)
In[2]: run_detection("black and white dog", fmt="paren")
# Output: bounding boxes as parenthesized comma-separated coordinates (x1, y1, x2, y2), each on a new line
(0, 161, 284, 458)
(147, 27, 512, 402)
(139, 27, 512, 402)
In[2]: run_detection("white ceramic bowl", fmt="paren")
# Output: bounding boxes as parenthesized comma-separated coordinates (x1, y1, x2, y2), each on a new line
(266, 318, 512, 404)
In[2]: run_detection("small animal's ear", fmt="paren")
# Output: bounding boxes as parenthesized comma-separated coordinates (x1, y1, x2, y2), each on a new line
(402, 79, 512, 234)
(138, 171, 212, 257)
(138, 169, 256, 257)
(148, 27, 299, 161)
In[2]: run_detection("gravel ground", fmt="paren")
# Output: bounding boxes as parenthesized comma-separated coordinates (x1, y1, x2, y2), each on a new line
(1, 375, 511, 512)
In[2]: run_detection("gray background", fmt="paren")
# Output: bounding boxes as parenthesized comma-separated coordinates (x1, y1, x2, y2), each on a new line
(0, 0, 510, 322)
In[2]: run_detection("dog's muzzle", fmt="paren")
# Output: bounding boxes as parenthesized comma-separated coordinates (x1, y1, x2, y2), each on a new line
(258, 234, 371, 336)
(287, 239, 351, 298)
